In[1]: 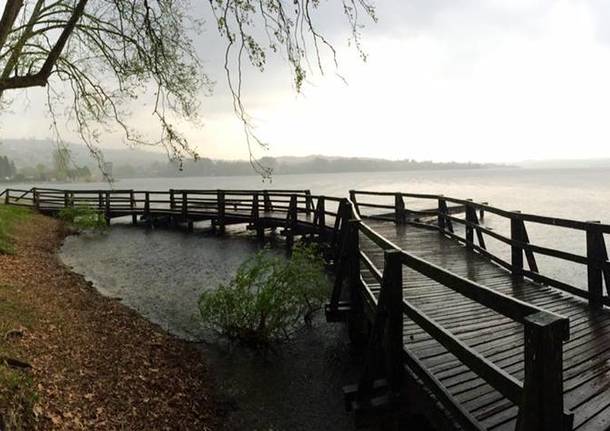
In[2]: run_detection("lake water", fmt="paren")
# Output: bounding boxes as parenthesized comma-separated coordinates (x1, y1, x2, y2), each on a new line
(15, 166, 610, 291)
(9, 166, 610, 221)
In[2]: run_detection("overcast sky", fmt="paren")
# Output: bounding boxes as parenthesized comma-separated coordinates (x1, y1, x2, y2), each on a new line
(3, 0, 610, 163)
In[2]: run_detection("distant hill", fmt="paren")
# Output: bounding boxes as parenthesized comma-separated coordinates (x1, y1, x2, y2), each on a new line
(517, 158, 610, 169)
(0, 139, 165, 169)
(1, 138, 506, 179)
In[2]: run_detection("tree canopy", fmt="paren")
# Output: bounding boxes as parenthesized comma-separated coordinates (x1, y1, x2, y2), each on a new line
(0, 0, 376, 177)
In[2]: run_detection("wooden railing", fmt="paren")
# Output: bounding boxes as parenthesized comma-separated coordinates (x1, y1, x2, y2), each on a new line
(1, 187, 341, 240)
(350, 190, 610, 310)
(329, 198, 572, 431)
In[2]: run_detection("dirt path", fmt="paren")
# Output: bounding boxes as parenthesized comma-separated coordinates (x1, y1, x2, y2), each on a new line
(0, 212, 219, 430)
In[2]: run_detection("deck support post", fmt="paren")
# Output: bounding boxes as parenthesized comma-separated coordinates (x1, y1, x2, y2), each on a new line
(438, 198, 454, 234)
(252, 193, 264, 240)
(346, 219, 366, 347)
(305, 190, 313, 217)
(395, 193, 406, 224)
(217, 190, 225, 234)
(144, 192, 152, 228)
(168, 189, 176, 227)
(511, 212, 524, 279)
(517, 312, 571, 431)
(263, 190, 272, 213)
(33, 188, 39, 211)
(344, 249, 404, 424)
(480, 203, 487, 221)
(349, 190, 361, 216)
(383, 249, 405, 394)
(465, 199, 474, 248)
(104, 191, 111, 225)
(182, 192, 189, 231)
(586, 221, 607, 309)
(286, 194, 298, 252)
(314, 196, 326, 241)
(326, 204, 355, 323)
(437, 196, 446, 231)
(130, 190, 137, 225)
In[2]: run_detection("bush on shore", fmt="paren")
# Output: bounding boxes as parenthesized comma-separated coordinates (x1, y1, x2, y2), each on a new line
(58, 206, 106, 232)
(198, 244, 328, 349)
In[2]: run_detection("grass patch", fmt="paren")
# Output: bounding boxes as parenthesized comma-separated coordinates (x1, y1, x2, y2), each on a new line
(0, 285, 37, 429)
(0, 205, 31, 254)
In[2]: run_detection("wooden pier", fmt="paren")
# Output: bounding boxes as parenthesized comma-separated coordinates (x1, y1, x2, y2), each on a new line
(2, 187, 610, 431)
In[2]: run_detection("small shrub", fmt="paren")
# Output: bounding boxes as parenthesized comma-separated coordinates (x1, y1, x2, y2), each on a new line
(198, 244, 328, 348)
(58, 206, 106, 231)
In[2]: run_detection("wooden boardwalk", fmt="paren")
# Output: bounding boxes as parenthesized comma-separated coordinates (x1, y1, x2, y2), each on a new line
(3, 187, 610, 430)
(360, 221, 610, 431)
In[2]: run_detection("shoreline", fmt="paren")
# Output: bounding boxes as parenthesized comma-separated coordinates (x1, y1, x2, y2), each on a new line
(0, 211, 220, 429)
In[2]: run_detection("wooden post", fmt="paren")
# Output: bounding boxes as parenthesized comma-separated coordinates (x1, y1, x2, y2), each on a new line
(395, 193, 406, 224)
(263, 190, 272, 213)
(252, 193, 264, 241)
(517, 311, 571, 431)
(33, 188, 40, 210)
(346, 219, 367, 346)
(104, 191, 111, 225)
(332, 199, 348, 257)
(4, 189, 8, 205)
(130, 190, 137, 225)
(182, 191, 189, 230)
(586, 221, 606, 309)
(64, 191, 70, 208)
(480, 202, 487, 221)
(286, 194, 298, 252)
(98, 192, 103, 213)
(144, 192, 152, 228)
(383, 249, 404, 394)
(465, 199, 474, 248)
(511, 212, 524, 279)
(349, 190, 360, 216)
(315, 196, 326, 240)
(437, 196, 446, 230)
(169, 189, 175, 210)
(305, 190, 313, 216)
(217, 190, 225, 234)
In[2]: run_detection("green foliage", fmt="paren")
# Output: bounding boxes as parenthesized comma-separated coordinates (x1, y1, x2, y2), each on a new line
(58, 206, 106, 232)
(0, 285, 38, 430)
(198, 244, 328, 348)
(0, 367, 37, 431)
(0, 205, 30, 254)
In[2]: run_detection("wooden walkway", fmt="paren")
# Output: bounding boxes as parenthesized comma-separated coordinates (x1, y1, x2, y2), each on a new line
(3, 187, 610, 430)
(361, 221, 610, 431)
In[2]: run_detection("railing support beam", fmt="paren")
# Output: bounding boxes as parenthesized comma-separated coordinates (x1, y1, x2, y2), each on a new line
(586, 221, 607, 309)
(517, 311, 571, 431)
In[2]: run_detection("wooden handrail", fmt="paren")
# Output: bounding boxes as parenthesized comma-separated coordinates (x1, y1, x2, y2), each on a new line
(351, 190, 610, 309)
(338, 196, 571, 430)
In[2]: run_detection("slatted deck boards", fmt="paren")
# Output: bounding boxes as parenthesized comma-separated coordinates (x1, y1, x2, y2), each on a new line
(359, 220, 610, 431)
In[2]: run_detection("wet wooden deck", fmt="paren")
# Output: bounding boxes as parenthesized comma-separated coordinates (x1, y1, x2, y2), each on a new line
(359, 220, 610, 431)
